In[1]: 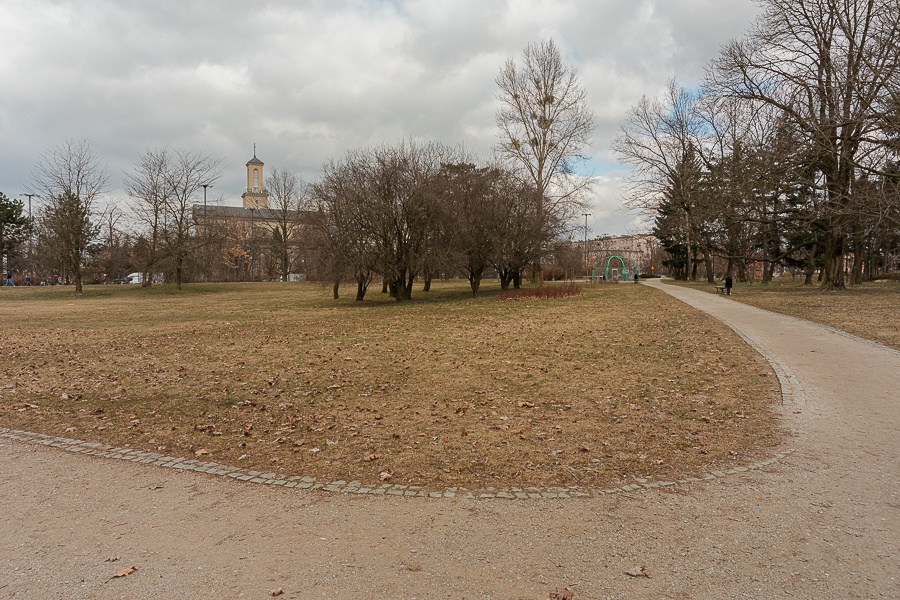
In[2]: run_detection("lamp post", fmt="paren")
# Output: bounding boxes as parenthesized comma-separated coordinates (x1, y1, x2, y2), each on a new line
(22, 193, 37, 279)
(201, 184, 211, 215)
(582, 213, 590, 281)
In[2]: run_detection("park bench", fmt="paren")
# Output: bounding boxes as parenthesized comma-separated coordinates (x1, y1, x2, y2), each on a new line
(714, 285, 728, 295)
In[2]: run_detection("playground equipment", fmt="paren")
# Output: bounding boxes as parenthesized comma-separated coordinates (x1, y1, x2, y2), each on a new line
(590, 255, 640, 282)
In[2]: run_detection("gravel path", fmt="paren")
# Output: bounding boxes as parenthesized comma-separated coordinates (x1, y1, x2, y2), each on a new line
(1, 281, 897, 599)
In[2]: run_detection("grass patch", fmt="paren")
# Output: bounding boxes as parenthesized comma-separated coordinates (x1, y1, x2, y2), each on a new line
(0, 281, 781, 489)
(669, 278, 900, 351)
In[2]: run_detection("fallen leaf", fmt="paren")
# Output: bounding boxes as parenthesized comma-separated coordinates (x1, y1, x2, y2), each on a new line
(362, 453, 381, 462)
(112, 566, 136, 578)
(270, 588, 284, 597)
(194, 448, 209, 457)
(518, 401, 535, 408)
(625, 565, 650, 578)
(549, 587, 574, 599)
(379, 471, 393, 481)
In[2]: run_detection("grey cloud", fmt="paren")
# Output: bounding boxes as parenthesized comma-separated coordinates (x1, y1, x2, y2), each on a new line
(1, 0, 761, 233)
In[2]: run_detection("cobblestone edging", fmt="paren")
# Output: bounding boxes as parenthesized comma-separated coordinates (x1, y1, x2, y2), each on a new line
(812, 323, 900, 360)
(726, 322, 806, 408)
(0, 428, 794, 500)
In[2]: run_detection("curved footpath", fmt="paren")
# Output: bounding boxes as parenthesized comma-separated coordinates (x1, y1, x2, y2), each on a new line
(1, 282, 897, 599)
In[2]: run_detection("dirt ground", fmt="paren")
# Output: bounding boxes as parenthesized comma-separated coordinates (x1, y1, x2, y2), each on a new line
(0, 280, 897, 599)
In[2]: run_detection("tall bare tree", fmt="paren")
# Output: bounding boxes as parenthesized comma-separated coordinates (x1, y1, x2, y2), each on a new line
(29, 139, 109, 294)
(265, 168, 307, 281)
(612, 81, 712, 281)
(125, 147, 170, 286)
(161, 150, 222, 289)
(126, 148, 221, 289)
(707, 0, 900, 289)
(495, 38, 595, 282)
(310, 153, 377, 301)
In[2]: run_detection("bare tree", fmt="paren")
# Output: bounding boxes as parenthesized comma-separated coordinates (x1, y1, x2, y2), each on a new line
(125, 148, 170, 286)
(707, 0, 900, 289)
(265, 168, 307, 281)
(310, 153, 378, 301)
(126, 148, 221, 289)
(29, 139, 109, 294)
(161, 150, 222, 289)
(612, 81, 713, 281)
(495, 38, 595, 282)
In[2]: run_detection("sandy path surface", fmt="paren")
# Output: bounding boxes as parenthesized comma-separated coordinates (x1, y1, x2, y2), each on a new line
(1, 281, 897, 599)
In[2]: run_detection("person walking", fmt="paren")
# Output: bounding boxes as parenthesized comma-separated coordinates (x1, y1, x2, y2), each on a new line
(724, 275, 733, 295)
(4, 271, 14, 287)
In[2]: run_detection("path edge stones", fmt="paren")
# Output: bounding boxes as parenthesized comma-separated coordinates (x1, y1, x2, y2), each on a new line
(0, 427, 793, 500)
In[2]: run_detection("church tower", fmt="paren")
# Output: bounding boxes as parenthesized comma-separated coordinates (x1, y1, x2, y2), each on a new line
(241, 145, 270, 209)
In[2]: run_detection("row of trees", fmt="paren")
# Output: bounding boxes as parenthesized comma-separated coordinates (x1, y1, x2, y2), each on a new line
(4, 38, 597, 298)
(613, 0, 900, 288)
(310, 142, 554, 301)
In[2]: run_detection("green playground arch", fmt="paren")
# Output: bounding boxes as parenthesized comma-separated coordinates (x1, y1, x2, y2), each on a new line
(592, 255, 640, 281)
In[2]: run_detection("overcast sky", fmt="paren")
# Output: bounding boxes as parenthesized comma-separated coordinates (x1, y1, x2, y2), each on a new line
(0, 0, 762, 236)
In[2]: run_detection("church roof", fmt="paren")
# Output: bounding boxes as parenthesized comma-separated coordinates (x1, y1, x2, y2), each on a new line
(247, 156, 264, 166)
(192, 204, 312, 222)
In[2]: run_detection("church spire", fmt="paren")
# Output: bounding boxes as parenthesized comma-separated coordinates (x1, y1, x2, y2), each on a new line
(242, 145, 268, 209)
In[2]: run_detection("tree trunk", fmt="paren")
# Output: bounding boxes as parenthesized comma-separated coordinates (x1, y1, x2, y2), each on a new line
(175, 259, 183, 291)
(468, 266, 484, 297)
(851, 234, 864, 286)
(804, 246, 815, 286)
(512, 271, 522, 289)
(355, 276, 368, 301)
(703, 249, 715, 284)
(821, 230, 846, 290)
(332, 280, 340, 299)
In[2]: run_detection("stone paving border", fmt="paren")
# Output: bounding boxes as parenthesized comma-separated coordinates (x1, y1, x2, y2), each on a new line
(0, 427, 793, 500)
(725, 322, 806, 408)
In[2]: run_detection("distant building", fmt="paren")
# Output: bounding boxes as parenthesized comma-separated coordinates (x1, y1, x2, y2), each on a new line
(587, 234, 661, 277)
(193, 150, 308, 281)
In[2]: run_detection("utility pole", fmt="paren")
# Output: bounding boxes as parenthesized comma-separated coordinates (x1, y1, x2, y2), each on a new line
(582, 213, 590, 281)
(22, 193, 38, 279)
(202, 184, 212, 215)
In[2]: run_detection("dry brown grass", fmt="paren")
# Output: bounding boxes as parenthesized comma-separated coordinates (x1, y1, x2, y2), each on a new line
(0, 281, 781, 489)
(672, 278, 900, 351)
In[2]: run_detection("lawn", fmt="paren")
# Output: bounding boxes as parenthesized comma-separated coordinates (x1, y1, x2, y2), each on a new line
(0, 280, 782, 489)
(668, 278, 900, 351)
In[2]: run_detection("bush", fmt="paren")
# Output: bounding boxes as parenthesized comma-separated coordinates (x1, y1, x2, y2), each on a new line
(497, 283, 582, 300)
(874, 272, 900, 282)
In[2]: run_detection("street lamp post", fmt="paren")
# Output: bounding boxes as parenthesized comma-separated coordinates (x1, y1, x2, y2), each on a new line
(582, 213, 591, 281)
(201, 184, 211, 215)
(22, 193, 37, 279)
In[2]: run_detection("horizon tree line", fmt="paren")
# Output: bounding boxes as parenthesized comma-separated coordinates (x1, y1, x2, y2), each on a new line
(6, 38, 597, 297)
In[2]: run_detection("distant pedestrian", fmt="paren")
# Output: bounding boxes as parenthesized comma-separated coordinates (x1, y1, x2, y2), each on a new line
(724, 275, 733, 295)
(634, 272, 639, 283)
(25, 274, 32, 286)
(4, 272, 13, 287)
